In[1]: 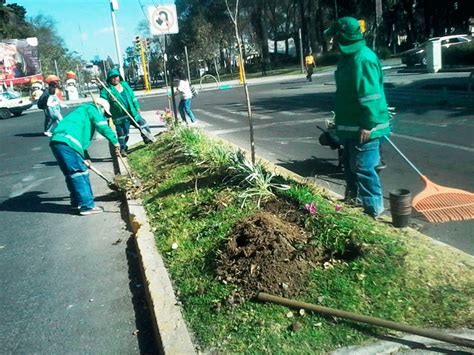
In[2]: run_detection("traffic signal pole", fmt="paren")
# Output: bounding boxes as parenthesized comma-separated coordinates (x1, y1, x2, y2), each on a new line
(139, 39, 151, 93)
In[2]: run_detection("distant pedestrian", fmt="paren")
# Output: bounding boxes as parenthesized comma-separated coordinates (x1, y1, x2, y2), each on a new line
(100, 68, 152, 157)
(324, 17, 390, 218)
(175, 70, 197, 125)
(304, 52, 316, 82)
(38, 80, 63, 136)
(49, 98, 120, 216)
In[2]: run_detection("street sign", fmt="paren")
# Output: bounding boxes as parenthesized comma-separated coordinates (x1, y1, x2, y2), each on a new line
(148, 5, 179, 35)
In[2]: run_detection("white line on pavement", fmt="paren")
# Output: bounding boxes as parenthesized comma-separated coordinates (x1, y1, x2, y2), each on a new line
(194, 109, 239, 123)
(212, 118, 325, 135)
(216, 106, 273, 120)
(392, 133, 474, 153)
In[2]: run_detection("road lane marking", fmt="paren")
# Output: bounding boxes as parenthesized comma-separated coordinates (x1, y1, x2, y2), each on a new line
(392, 133, 474, 153)
(216, 106, 273, 120)
(212, 118, 325, 135)
(194, 109, 239, 123)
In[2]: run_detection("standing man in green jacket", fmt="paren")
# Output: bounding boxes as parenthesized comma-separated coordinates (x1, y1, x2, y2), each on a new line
(325, 17, 390, 217)
(99, 68, 152, 156)
(50, 98, 120, 216)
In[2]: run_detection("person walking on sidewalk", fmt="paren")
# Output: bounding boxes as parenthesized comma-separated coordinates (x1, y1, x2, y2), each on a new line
(304, 52, 316, 82)
(324, 17, 390, 218)
(49, 98, 120, 216)
(175, 70, 197, 125)
(99, 68, 152, 156)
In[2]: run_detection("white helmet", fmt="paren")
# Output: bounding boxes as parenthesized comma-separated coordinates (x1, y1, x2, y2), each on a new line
(94, 97, 111, 116)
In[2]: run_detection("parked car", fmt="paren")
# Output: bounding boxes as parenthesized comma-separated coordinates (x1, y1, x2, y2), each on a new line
(401, 34, 471, 66)
(0, 91, 33, 119)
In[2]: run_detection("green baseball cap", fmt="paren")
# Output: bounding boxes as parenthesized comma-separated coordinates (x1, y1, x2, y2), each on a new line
(324, 17, 364, 41)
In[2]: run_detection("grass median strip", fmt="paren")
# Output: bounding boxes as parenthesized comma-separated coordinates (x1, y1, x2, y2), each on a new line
(128, 126, 473, 353)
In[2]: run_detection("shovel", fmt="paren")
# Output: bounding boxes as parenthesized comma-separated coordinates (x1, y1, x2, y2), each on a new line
(95, 77, 156, 143)
(84, 160, 121, 192)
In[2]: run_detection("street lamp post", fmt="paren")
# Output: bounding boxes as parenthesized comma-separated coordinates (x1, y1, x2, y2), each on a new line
(110, 0, 124, 78)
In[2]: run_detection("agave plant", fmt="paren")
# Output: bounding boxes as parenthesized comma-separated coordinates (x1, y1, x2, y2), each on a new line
(229, 150, 289, 207)
(198, 144, 233, 174)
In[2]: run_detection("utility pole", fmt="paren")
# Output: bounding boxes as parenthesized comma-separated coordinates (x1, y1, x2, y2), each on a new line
(110, 0, 124, 78)
(54, 59, 60, 77)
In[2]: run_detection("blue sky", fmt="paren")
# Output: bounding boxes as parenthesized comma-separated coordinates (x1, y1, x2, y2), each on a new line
(8, 0, 174, 62)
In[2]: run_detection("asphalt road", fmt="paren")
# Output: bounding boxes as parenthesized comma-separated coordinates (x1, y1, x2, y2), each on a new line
(139, 70, 473, 255)
(0, 110, 155, 352)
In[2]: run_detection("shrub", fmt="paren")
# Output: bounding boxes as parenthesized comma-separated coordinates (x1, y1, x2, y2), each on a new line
(443, 42, 474, 66)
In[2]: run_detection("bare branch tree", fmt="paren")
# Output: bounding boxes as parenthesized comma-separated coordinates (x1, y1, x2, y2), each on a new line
(225, 0, 256, 164)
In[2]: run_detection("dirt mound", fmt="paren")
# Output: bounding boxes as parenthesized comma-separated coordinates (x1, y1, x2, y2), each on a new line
(216, 205, 327, 298)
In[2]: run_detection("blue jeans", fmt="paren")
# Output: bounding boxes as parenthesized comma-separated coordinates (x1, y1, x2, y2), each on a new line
(115, 119, 130, 151)
(179, 99, 196, 123)
(115, 115, 152, 151)
(342, 138, 384, 217)
(50, 142, 95, 210)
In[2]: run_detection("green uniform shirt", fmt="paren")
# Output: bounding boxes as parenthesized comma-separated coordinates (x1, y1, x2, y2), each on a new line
(334, 41, 390, 140)
(99, 68, 140, 125)
(50, 102, 118, 158)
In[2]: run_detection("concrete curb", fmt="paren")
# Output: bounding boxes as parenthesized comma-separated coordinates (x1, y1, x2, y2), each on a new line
(117, 156, 196, 354)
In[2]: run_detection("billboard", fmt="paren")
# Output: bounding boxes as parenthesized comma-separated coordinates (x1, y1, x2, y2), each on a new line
(0, 37, 42, 85)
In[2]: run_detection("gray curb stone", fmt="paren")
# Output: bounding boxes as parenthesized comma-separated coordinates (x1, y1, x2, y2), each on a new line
(118, 156, 196, 354)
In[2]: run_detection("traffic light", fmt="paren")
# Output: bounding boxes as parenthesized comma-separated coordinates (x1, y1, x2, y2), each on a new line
(134, 36, 141, 51)
(358, 19, 366, 33)
(144, 38, 151, 51)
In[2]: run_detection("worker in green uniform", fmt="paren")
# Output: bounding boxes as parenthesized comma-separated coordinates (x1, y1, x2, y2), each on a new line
(325, 17, 390, 217)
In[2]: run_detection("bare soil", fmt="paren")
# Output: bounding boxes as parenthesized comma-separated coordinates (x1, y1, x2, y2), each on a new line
(216, 199, 328, 298)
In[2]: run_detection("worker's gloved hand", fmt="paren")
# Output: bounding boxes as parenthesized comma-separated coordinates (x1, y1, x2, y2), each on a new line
(114, 144, 121, 156)
(359, 128, 372, 144)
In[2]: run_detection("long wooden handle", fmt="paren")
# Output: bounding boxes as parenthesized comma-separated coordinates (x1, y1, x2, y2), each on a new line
(258, 292, 474, 348)
(88, 163, 112, 184)
(95, 77, 142, 129)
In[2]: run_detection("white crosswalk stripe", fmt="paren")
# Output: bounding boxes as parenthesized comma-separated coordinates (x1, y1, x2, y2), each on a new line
(194, 109, 239, 123)
(216, 106, 273, 120)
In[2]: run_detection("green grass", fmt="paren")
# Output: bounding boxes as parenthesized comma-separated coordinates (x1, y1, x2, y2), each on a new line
(129, 129, 474, 353)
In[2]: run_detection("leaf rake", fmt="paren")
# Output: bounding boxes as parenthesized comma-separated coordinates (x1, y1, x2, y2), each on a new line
(385, 137, 474, 223)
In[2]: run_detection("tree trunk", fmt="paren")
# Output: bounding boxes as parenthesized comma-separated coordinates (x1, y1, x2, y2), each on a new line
(299, 0, 309, 54)
(255, 2, 270, 74)
(307, 0, 320, 54)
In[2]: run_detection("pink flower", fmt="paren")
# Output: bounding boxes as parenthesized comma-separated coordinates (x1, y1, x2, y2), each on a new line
(304, 203, 317, 215)
(335, 204, 342, 212)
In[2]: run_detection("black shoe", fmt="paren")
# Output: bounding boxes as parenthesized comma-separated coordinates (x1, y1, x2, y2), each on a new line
(120, 150, 128, 157)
